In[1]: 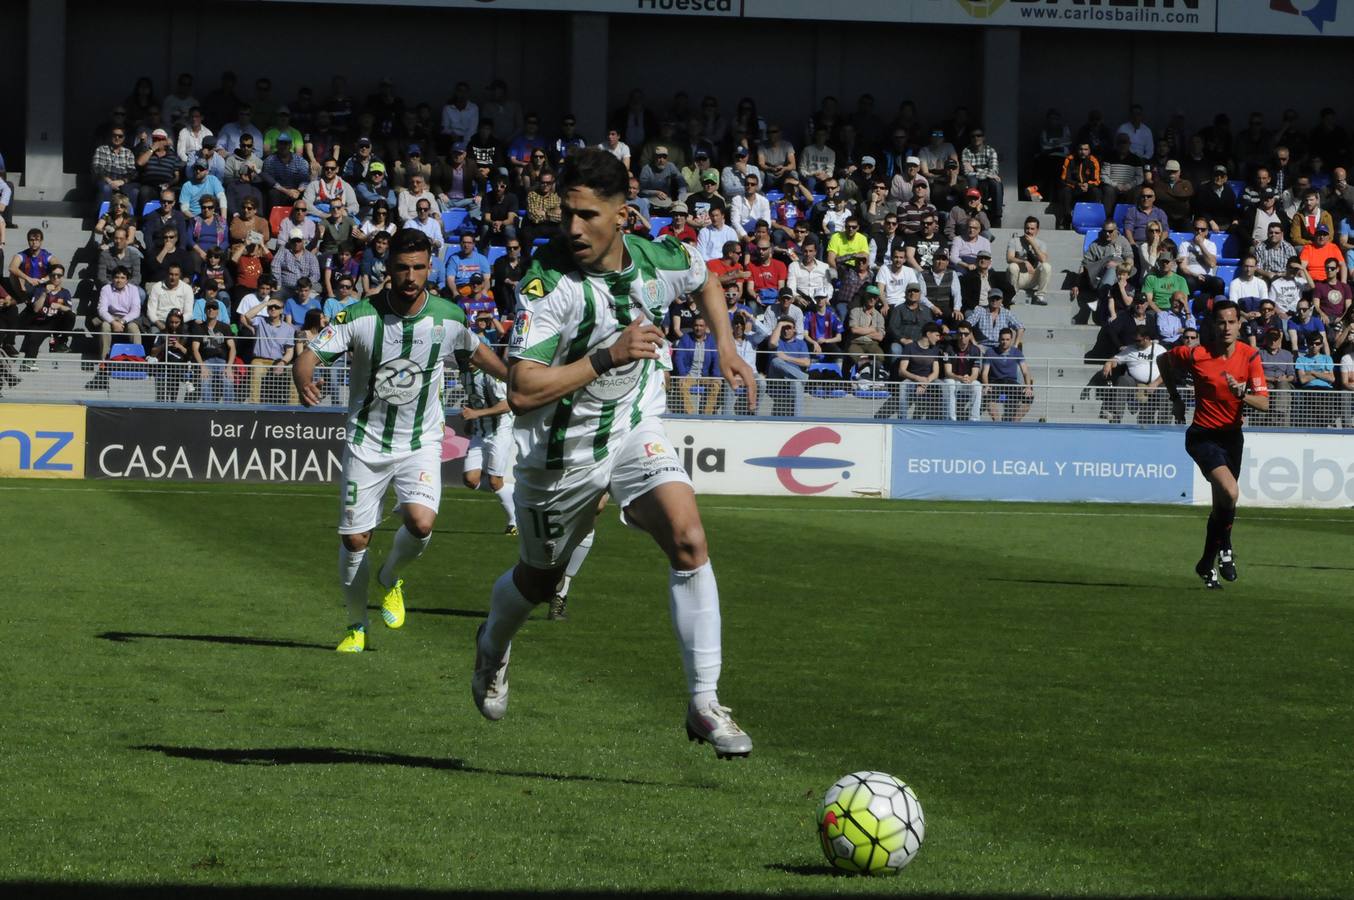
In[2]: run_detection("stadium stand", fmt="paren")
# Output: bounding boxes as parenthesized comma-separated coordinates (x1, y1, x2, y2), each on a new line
(0, 78, 1350, 427)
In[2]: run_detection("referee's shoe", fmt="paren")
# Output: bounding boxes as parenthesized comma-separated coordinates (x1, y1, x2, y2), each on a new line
(1218, 549, 1238, 582)
(1195, 557, 1222, 589)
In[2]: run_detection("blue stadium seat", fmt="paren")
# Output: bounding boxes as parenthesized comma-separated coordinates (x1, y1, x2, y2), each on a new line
(1226, 180, 1244, 201)
(811, 193, 826, 204)
(1082, 231, 1097, 254)
(1168, 231, 1192, 250)
(1071, 202, 1102, 235)
(1215, 265, 1237, 292)
(106, 343, 147, 379)
(765, 190, 784, 202)
(1112, 203, 1131, 229)
(532, 237, 549, 246)
(808, 361, 842, 377)
(486, 245, 507, 266)
(1310, 172, 1332, 190)
(141, 200, 160, 218)
(97, 201, 110, 220)
(810, 387, 849, 398)
(649, 216, 672, 236)
(854, 387, 890, 400)
(441, 208, 469, 237)
(1213, 232, 1241, 266)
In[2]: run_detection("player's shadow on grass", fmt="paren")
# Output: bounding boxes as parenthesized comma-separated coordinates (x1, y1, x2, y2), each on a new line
(98, 631, 334, 651)
(763, 863, 851, 878)
(988, 577, 1142, 589)
(367, 604, 484, 619)
(1254, 562, 1354, 572)
(133, 744, 715, 790)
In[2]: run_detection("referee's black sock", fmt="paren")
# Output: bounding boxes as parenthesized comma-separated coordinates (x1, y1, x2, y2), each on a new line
(1201, 512, 1223, 566)
(1217, 505, 1236, 552)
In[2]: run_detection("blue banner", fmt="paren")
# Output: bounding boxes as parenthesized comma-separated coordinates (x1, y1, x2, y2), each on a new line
(890, 424, 1195, 504)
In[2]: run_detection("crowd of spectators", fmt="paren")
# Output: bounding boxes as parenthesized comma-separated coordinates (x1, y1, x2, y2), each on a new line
(1048, 104, 1354, 426)
(2, 78, 1351, 423)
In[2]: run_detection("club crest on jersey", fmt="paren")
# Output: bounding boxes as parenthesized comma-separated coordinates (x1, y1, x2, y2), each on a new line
(372, 358, 424, 406)
(418, 471, 433, 484)
(510, 310, 532, 350)
(644, 441, 668, 457)
(644, 278, 665, 309)
(431, 324, 445, 344)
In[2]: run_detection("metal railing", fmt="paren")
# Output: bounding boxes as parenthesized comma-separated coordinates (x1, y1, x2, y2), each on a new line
(3, 356, 1351, 430)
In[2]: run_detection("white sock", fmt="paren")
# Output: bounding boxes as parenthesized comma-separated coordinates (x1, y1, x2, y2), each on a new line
(494, 483, 517, 527)
(556, 530, 594, 597)
(482, 569, 535, 660)
(339, 544, 370, 629)
(379, 525, 430, 588)
(669, 561, 722, 700)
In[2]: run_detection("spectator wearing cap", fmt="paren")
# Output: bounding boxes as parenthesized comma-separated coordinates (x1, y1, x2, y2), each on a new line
(1243, 187, 1290, 249)
(884, 283, 932, 357)
(263, 106, 303, 156)
(176, 107, 213, 161)
(390, 143, 432, 193)
(136, 127, 184, 201)
(272, 235, 321, 294)
(658, 203, 697, 244)
(341, 137, 380, 184)
(755, 288, 804, 344)
(1154, 159, 1195, 230)
(92, 124, 139, 207)
(440, 82, 480, 151)
(179, 158, 227, 218)
(1006, 217, 1052, 305)
(638, 147, 682, 209)
(850, 157, 883, 205)
(720, 145, 762, 200)
(1189, 164, 1239, 233)
(460, 274, 497, 320)
(888, 156, 925, 204)
(1255, 326, 1297, 426)
(685, 169, 727, 224)
(944, 188, 992, 243)
(758, 125, 796, 186)
(799, 126, 835, 190)
(433, 143, 482, 217)
(185, 135, 225, 183)
(681, 148, 714, 197)
(261, 134, 310, 207)
(356, 162, 398, 220)
(1300, 224, 1346, 283)
(638, 120, 683, 173)
(968, 290, 1023, 350)
(1290, 189, 1335, 248)
(302, 156, 359, 213)
(949, 217, 992, 272)
(921, 250, 963, 323)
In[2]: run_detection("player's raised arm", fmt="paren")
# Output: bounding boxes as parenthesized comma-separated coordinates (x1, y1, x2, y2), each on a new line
(694, 268, 758, 410)
(506, 316, 665, 415)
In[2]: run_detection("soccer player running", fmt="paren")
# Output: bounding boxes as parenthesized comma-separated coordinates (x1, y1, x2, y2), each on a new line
(460, 338, 519, 536)
(294, 228, 507, 651)
(471, 148, 759, 759)
(1161, 299, 1269, 589)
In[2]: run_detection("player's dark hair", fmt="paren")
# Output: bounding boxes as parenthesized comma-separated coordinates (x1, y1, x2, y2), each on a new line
(559, 147, 628, 201)
(1199, 298, 1240, 347)
(389, 226, 432, 259)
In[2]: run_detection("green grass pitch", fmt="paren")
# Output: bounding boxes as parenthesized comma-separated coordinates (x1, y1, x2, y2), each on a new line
(1, 478, 1352, 896)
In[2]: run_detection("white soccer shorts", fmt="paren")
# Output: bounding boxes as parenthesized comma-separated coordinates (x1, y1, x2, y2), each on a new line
(463, 426, 514, 478)
(513, 417, 692, 569)
(337, 443, 443, 535)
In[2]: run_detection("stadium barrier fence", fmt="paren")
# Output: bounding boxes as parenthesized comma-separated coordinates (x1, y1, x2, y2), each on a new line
(4, 402, 1354, 509)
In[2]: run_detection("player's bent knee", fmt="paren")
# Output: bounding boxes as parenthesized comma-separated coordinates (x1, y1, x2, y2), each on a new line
(488, 475, 505, 492)
(341, 531, 372, 552)
(513, 562, 562, 605)
(668, 522, 709, 571)
(463, 473, 481, 490)
(403, 508, 436, 539)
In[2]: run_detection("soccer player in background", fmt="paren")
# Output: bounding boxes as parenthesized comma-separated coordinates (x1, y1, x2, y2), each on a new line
(471, 148, 759, 758)
(459, 336, 519, 536)
(294, 228, 506, 651)
(1161, 299, 1269, 589)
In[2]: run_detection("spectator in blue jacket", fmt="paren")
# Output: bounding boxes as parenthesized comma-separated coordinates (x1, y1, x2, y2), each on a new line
(673, 315, 721, 414)
(444, 232, 491, 295)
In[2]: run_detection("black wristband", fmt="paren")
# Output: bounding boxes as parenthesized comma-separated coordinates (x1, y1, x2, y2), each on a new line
(590, 347, 615, 376)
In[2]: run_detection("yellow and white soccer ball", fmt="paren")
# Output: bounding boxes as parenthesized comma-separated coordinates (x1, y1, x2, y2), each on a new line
(817, 771, 925, 875)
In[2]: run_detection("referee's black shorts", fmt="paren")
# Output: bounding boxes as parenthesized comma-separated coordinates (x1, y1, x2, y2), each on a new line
(1185, 425, 1244, 479)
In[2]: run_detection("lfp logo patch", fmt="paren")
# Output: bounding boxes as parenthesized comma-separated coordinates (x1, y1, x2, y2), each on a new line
(509, 310, 532, 350)
(1270, 0, 1338, 31)
(744, 426, 854, 495)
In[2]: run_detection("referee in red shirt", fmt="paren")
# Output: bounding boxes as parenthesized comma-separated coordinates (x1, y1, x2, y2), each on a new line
(1161, 300, 1270, 588)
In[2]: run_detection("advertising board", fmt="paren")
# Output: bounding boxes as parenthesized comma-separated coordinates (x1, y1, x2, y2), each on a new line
(1199, 430, 1354, 509)
(0, 404, 86, 479)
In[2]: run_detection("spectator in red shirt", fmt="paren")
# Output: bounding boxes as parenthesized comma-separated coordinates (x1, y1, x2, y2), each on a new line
(658, 202, 697, 243)
(745, 239, 787, 307)
(706, 240, 749, 302)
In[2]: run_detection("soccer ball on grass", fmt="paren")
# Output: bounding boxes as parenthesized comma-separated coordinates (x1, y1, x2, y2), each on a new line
(817, 771, 925, 875)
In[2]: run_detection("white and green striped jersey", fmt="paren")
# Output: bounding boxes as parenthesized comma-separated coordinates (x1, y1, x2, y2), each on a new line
(508, 234, 708, 471)
(308, 291, 474, 461)
(469, 367, 514, 438)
